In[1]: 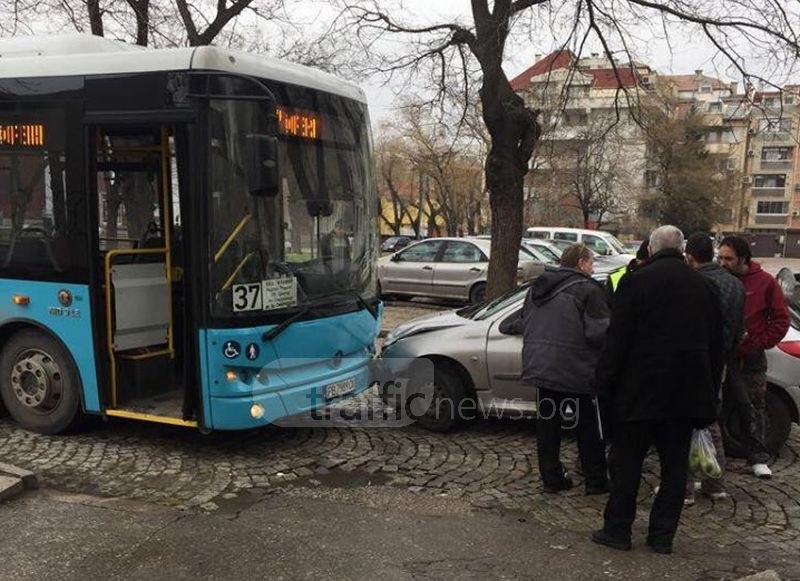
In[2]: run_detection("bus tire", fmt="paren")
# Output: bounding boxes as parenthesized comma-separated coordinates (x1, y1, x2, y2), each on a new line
(0, 329, 83, 435)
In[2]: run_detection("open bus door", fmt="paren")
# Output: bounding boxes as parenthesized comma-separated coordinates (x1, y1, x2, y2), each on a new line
(91, 124, 195, 427)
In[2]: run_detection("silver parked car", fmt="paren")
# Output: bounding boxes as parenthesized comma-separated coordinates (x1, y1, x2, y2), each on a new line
(381, 277, 800, 452)
(377, 237, 544, 304)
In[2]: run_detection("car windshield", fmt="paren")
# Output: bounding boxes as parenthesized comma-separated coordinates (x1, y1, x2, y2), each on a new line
(207, 85, 375, 318)
(602, 234, 628, 255)
(457, 283, 529, 320)
(529, 243, 560, 263)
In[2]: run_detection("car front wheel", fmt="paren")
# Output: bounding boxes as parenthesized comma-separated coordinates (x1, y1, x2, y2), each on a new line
(469, 282, 487, 305)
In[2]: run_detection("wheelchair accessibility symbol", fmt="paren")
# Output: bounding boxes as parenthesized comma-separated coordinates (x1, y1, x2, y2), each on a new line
(223, 341, 241, 359)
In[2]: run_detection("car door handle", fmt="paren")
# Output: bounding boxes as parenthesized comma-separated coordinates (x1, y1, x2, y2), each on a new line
(422, 265, 433, 270)
(469, 267, 482, 272)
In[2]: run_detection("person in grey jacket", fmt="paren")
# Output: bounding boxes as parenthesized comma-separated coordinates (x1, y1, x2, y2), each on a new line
(684, 232, 745, 503)
(501, 243, 610, 494)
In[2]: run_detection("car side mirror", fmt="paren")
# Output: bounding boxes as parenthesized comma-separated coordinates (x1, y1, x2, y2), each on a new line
(391, 254, 402, 262)
(246, 134, 280, 197)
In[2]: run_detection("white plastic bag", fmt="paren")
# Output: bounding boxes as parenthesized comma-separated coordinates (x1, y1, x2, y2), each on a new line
(688, 429, 722, 479)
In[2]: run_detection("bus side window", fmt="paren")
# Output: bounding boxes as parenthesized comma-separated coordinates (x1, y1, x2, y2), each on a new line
(0, 150, 69, 273)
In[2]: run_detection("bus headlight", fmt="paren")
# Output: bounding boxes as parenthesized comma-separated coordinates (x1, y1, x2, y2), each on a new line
(250, 404, 265, 419)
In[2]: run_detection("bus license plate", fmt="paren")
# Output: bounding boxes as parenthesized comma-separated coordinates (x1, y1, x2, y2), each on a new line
(325, 377, 356, 400)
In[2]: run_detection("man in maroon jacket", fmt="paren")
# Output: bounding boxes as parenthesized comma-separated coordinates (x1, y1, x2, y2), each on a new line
(718, 236, 790, 478)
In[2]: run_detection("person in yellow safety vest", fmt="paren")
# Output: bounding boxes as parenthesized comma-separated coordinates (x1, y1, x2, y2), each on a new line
(606, 238, 650, 296)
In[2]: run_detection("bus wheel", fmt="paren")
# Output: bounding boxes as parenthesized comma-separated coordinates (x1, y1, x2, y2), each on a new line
(0, 329, 83, 435)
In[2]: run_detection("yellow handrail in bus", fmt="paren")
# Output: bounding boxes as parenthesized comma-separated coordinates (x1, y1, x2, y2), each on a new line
(220, 251, 257, 291)
(104, 247, 174, 408)
(160, 127, 175, 363)
(214, 213, 252, 263)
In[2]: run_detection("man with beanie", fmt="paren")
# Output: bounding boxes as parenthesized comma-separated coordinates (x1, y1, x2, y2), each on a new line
(684, 232, 745, 502)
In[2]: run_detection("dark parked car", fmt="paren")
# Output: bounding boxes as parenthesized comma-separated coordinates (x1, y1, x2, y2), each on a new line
(381, 236, 412, 253)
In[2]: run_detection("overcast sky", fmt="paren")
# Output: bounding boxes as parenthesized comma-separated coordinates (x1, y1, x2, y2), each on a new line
(355, 0, 788, 127)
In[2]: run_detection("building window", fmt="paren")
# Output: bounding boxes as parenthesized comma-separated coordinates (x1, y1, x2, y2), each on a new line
(726, 157, 738, 170)
(756, 201, 789, 215)
(645, 169, 661, 188)
(699, 85, 713, 93)
(563, 112, 588, 126)
(761, 147, 793, 161)
(754, 174, 786, 188)
(708, 102, 723, 113)
(705, 128, 736, 143)
(759, 118, 792, 133)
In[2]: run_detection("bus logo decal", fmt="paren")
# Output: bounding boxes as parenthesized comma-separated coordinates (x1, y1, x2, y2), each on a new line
(57, 289, 73, 307)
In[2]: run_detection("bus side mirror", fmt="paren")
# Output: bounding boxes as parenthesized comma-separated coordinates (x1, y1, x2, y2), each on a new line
(246, 134, 280, 197)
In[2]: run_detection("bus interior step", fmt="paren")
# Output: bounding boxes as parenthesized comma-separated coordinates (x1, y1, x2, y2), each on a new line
(117, 350, 173, 404)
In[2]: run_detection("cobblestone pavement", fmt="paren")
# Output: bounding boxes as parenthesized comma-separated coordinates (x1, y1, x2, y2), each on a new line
(0, 300, 799, 578)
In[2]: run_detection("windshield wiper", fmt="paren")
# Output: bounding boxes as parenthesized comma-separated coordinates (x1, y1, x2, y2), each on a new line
(262, 305, 312, 343)
(352, 292, 378, 320)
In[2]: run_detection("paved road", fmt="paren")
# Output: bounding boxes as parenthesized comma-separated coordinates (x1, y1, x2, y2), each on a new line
(1, 298, 799, 579)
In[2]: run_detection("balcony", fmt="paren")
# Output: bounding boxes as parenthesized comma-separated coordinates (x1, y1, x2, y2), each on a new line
(759, 159, 794, 171)
(753, 214, 789, 226)
(755, 131, 795, 144)
(752, 187, 788, 197)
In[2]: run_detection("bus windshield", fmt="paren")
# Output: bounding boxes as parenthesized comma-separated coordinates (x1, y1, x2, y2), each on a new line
(208, 89, 375, 318)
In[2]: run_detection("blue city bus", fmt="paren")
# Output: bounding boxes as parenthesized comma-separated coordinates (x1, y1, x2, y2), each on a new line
(0, 35, 382, 434)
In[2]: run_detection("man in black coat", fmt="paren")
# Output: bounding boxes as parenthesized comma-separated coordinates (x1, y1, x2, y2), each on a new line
(591, 225, 723, 554)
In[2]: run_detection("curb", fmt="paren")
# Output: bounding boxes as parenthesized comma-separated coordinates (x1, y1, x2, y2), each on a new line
(0, 475, 24, 503)
(0, 462, 39, 490)
(0, 462, 38, 503)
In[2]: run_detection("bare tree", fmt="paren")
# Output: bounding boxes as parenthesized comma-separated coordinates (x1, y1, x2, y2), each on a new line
(0, 0, 345, 70)
(341, 0, 800, 299)
(375, 133, 415, 236)
(533, 118, 637, 228)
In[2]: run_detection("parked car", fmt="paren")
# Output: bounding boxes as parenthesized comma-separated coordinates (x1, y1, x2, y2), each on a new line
(377, 237, 545, 304)
(525, 226, 633, 261)
(381, 236, 412, 253)
(380, 274, 800, 446)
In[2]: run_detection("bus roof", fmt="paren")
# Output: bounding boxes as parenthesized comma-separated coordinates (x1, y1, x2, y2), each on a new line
(0, 34, 367, 104)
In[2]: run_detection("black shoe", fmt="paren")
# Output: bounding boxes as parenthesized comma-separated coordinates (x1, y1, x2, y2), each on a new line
(591, 529, 632, 551)
(543, 475, 574, 494)
(585, 481, 610, 495)
(646, 539, 673, 554)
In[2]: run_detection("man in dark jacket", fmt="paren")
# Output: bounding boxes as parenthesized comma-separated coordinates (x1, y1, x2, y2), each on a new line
(591, 225, 723, 554)
(501, 243, 610, 494)
(718, 235, 790, 479)
(684, 232, 746, 502)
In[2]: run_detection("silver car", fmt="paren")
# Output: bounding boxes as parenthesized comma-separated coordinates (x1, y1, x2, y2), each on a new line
(381, 278, 800, 452)
(377, 237, 544, 304)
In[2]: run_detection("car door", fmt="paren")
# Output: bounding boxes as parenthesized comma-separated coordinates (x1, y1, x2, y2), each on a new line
(485, 304, 534, 403)
(382, 240, 444, 296)
(433, 241, 487, 299)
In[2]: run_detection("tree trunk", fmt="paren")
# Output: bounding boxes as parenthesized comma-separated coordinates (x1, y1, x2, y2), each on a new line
(87, 0, 104, 36)
(486, 153, 524, 300)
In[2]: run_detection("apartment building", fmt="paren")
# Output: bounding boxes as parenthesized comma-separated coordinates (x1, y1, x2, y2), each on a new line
(510, 51, 654, 233)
